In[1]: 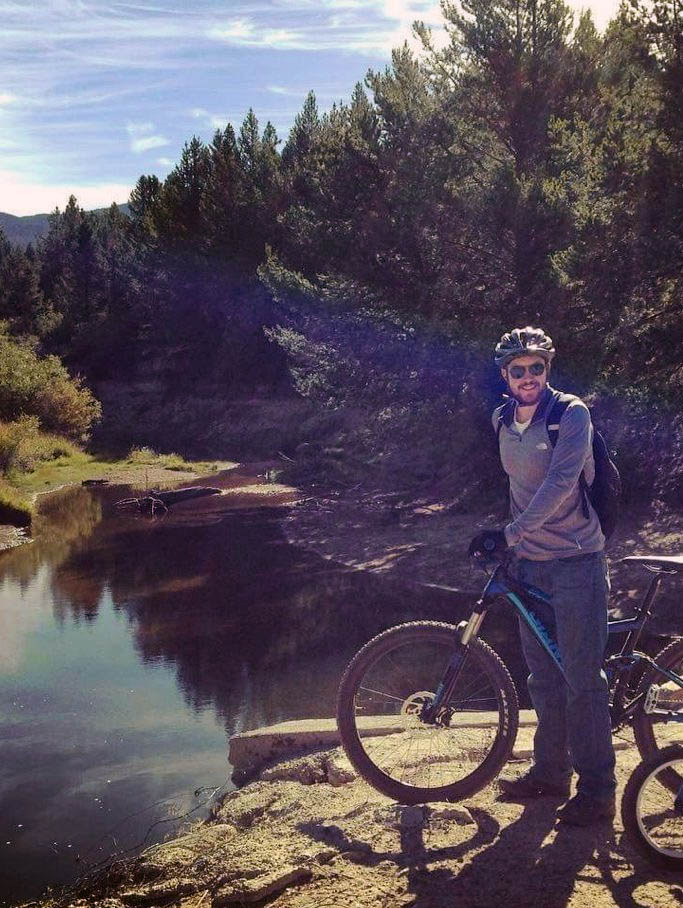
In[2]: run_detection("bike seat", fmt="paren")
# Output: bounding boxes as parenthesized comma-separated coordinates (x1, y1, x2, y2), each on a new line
(621, 554, 683, 573)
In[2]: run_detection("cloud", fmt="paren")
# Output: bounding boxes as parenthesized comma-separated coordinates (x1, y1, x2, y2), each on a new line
(206, 1, 446, 55)
(207, 20, 305, 50)
(267, 85, 306, 97)
(0, 91, 16, 105)
(126, 121, 155, 136)
(130, 134, 169, 152)
(157, 156, 173, 166)
(0, 169, 132, 216)
(125, 122, 169, 152)
(191, 107, 228, 130)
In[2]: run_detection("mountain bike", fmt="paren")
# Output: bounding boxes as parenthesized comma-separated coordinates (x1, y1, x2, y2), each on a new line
(622, 744, 683, 870)
(336, 538, 683, 804)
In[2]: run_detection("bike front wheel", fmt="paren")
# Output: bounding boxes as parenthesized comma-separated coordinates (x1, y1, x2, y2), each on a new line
(633, 638, 683, 760)
(336, 621, 519, 803)
(622, 744, 683, 871)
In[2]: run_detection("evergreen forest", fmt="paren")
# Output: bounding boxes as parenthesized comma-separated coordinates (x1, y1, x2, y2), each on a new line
(0, 0, 681, 511)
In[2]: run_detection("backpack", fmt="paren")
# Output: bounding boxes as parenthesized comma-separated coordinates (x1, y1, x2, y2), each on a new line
(545, 392, 621, 541)
(496, 392, 622, 540)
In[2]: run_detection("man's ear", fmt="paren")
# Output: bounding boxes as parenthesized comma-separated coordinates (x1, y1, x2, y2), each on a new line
(500, 367, 507, 382)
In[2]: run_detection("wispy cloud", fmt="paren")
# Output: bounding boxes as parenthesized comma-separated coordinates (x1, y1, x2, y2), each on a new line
(131, 134, 169, 152)
(191, 107, 228, 130)
(126, 121, 155, 136)
(206, 1, 445, 55)
(266, 84, 306, 97)
(125, 121, 169, 152)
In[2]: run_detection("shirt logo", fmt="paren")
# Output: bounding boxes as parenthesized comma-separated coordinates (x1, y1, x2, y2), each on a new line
(536, 442, 549, 450)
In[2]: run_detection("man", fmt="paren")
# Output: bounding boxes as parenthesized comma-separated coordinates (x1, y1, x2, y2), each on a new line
(491, 326, 616, 826)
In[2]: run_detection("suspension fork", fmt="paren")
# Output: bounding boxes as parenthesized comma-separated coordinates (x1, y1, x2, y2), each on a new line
(421, 599, 490, 723)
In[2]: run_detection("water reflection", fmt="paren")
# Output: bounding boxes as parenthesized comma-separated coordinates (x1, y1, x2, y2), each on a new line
(0, 482, 479, 905)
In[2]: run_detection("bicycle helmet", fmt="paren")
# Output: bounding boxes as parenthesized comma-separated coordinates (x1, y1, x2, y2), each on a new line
(494, 326, 555, 368)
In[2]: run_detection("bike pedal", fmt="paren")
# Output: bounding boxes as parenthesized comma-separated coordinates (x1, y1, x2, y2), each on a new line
(644, 684, 661, 714)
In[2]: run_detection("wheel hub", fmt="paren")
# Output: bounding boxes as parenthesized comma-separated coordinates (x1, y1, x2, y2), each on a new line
(400, 691, 453, 726)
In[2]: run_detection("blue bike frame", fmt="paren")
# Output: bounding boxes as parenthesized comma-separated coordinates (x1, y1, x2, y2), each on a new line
(424, 562, 683, 724)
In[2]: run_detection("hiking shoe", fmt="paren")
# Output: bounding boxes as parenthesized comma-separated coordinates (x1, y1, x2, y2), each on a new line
(498, 770, 571, 800)
(556, 792, 616, 827)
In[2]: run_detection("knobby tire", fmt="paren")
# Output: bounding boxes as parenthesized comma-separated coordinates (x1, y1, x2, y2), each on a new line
(336, 621, 519, 804)
(622, 744, 683, 871)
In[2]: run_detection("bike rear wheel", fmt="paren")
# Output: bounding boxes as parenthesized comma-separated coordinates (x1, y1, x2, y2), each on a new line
(336, 621, 519, 803)
(622, 744, 683, 871)
(633, 638, 683, 760)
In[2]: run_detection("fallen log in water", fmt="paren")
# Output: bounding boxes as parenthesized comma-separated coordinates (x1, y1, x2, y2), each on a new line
(149, 486, 222, 505)
(115, 486, 222, 517)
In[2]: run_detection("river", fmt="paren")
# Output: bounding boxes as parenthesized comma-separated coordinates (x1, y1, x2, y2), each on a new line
(0, 477, 499, 905)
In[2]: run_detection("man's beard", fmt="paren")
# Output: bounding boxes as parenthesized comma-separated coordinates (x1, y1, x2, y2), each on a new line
(510, 385, 544, 406)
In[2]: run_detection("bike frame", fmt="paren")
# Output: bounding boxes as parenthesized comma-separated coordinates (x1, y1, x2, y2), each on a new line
(424, 561, 683, 726)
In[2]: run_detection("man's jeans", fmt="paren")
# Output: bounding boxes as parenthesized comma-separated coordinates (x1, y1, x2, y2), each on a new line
(514, 551, 616, 802)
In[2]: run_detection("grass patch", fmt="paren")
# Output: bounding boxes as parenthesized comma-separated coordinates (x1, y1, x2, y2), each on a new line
(126, 446, 220, 473)
(8, 447, 228, 498)
(0, 479, 33, 527)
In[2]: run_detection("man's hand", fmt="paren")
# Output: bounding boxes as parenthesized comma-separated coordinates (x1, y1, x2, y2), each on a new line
(468, 530, 508, 560)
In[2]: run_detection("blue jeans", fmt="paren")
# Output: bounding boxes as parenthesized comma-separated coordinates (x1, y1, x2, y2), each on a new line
(514, 551, 616, 802)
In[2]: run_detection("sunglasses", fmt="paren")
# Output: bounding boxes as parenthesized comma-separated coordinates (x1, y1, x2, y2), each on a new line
(507, 362, 546, 379)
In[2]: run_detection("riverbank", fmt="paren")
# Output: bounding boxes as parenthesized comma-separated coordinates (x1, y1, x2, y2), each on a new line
(283, 488, 683, 626)
(33, 733, 680, 908)
(0, 450, 240, 551)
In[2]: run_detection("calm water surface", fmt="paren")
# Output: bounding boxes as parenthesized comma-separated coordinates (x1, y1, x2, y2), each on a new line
(0, 481, 492, 905)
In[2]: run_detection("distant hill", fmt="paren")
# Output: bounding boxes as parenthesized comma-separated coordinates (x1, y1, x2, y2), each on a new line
(0, 203, 131, 247)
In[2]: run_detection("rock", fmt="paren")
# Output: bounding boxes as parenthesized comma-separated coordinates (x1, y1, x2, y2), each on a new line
(260, 753, 327, 785)
(212, 866, 312, 905)
(215, 784, 280, 829)
(325, 750, 356, 786)
(138, 825, 236, 874)
(120, 878, 196, 905)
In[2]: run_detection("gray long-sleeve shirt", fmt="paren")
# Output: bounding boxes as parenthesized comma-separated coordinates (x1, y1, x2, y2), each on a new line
(492, 386, 605, 561)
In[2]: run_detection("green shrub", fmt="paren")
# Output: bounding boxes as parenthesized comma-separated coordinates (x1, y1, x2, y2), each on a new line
(0, 417, 81, 476)
(0, 479, 33, 527)
(127, 446, 159, 464)
(127, 447, 189, 470)
(0, 416, 41, 473)
(0, 327, 101, 439)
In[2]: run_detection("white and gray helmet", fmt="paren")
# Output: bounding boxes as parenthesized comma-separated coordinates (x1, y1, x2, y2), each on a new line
(494, 326, 555, 368)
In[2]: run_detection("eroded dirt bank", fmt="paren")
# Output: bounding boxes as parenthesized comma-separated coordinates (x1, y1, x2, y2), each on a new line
(40, 740, 682, 908)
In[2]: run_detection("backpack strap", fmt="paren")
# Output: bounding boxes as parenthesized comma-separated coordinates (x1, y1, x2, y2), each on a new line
(545, 391, 591, 519)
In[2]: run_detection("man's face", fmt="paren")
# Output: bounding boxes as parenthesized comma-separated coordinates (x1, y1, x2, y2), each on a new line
(501, 354, 548, 407)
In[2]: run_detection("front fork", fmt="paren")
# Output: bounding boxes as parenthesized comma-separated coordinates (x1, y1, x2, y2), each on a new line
(421, 604, 488, 723)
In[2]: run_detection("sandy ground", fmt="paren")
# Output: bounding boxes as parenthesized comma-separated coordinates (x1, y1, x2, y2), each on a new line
(50, 737, 683, 908)
(283, 491, 683, 622)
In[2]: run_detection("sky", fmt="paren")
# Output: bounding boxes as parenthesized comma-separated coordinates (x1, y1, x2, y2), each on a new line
(0, 0, 621, 216)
